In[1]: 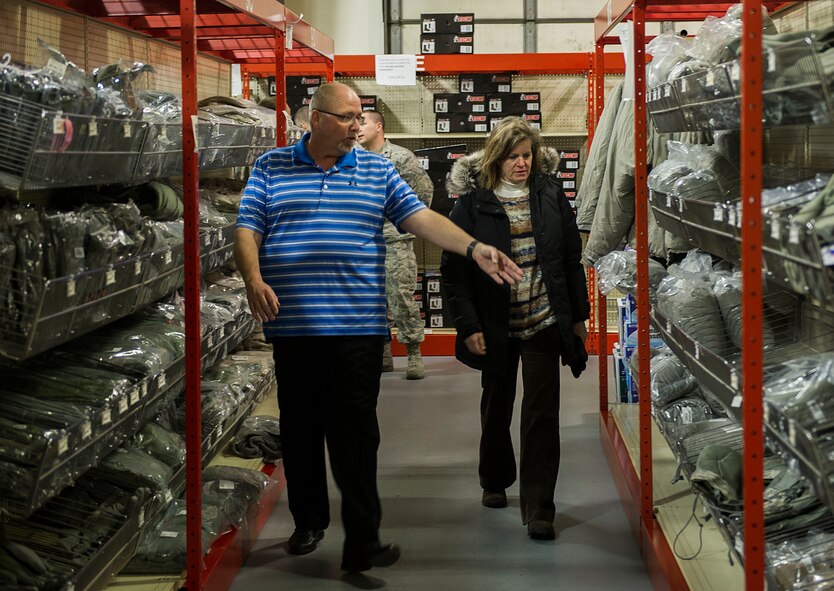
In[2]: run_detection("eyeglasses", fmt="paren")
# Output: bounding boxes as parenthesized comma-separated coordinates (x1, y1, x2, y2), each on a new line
(314, 108, 363, 124)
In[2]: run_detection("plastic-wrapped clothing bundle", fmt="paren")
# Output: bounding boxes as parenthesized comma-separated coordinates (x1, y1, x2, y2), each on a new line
(651, 352, 698, 405)
(792, 173, 834, 240)
(763, 355, 834, 424)
(231, 415, 281, 461)
(130, 422, 185, 468)
(202, 465, 273, 527)
(657, 268, 730, 355)
(123, 499, 231, 574)
(690, 443, 743, 504)
(136, 90, 182, 123)
(593, 249, 668, 300)
(95, 446, 174, 490)
(646, 34, 693, 87)
(658, 396, 714, 429)
(712, 273, 776, 350)
(202, 361, 263, 398)
(123, 182, 184, 222)
(767, 532, 834, 590)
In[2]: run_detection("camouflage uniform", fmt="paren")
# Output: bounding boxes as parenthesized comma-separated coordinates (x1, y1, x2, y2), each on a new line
(372, 140, 434, 346)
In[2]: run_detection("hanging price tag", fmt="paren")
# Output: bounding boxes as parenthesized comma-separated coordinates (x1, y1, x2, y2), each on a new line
(160, 125, 168, 140)
(694, 343, 700, 360)
(730, 372, 739, 390)
(666, 193, 672, 208)
(130, 389, 140, 406)
(58, 435, 69, 455)
(164, 250, 173, 265)
(789, 224, 801, 245)
(160, 531, 179, 538)
(89, 119, 98, 137)
(123, 122, 132, 137)
(680, 77, 688, 94)
(731, 395, 742, 408)
(158, 373, 167, 389)
(728, 208, 737, 227)
(712, 204, 723, 222)
(101, 409, 112, 426)
(164, 489, 173, 503)
(705, 70, 716, 87)
(134, 260, 142, 275)
(118, 396, 129, 415)
(106, 267, 116, 286)
(664, 85, 671, 98)
(204, 233, 211, 246)
(821, 244, 834, 267)
(53, 116, 65, 135)
(770, 219, 781, 240)
(767, 48, 776, 73)
(67, 278, 76, 298)
(207, 335, 214, 349)
(140, 381, 148, 398)
(735, 204, 743, 228)
(788, 420, 797, 446)
(219, 480, 236, 490)
(82, 420, 92, 440)
(138, 509, 145, 527)
(678, 198, 685, 213)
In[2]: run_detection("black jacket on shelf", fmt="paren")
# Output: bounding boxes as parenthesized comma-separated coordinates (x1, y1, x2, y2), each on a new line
(440, 148, 590, 377)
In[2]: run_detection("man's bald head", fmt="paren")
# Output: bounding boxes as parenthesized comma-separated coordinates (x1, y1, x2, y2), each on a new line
(310, 82, 360, 112)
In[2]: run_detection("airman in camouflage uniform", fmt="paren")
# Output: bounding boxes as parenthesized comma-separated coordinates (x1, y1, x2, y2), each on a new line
(358, 110, 434, 379)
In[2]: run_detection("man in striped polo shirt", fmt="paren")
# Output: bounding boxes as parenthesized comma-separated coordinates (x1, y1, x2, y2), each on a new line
(235, 82, 521, 574)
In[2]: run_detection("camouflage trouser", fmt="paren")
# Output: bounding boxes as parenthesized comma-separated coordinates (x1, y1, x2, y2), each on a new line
(385, 238, 424, 345)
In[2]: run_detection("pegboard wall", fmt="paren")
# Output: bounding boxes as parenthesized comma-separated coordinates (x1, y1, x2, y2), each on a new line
(341, 74, 589, 135)
(0, 0, 231, 99)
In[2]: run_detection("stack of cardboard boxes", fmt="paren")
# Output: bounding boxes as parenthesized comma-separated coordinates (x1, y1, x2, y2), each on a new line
(556, 150, 581, 207)
(420, 13, 475, 55)
(435, 75, 542, 133)
(281, 75, 323, 116)
(413, 144, 467, 217)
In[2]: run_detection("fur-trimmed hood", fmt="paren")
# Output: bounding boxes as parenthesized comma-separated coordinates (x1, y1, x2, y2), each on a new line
(446, 146, 561, 195)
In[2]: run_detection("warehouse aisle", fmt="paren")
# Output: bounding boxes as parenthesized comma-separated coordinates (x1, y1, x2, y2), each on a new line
(229, 356, 652, 590)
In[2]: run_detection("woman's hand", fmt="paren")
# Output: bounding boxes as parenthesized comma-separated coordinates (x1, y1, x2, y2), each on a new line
(572, 321, 588, 342)
(465, 332, 487, 355)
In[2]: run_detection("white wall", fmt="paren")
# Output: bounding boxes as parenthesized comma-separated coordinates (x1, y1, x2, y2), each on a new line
(285, 0, 384, 55)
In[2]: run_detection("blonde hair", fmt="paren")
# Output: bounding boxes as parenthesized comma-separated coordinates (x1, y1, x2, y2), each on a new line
(479, 118, 542, 191)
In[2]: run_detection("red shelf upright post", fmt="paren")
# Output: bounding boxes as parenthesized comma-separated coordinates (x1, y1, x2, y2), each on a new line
(242, 65, 251, 100)
(275, 30, 286, 148)
(741, 1, 765, 589)
(180, 0, 203, 589)
(325, 59, 335, 82)
(593, 42, 608, 411)
(632, 0, 653, 537)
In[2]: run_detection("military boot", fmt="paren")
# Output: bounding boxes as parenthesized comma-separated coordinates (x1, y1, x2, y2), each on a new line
(405, 343, 425, 380)
(382, 341, 394, 372)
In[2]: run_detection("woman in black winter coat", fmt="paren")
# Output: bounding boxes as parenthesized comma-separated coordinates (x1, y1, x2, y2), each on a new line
(440, 118, 590, 540)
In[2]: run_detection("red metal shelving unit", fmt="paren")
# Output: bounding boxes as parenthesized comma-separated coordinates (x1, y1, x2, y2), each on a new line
(591, 1, 800, 589)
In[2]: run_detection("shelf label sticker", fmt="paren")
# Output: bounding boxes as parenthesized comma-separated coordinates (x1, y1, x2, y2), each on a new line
(705, 70, 716, 87)
(219, 480, 236, 490)
(101, 408, 112, 426)
(736, 204, 742, 228)
(678, 198, 685, 213)
(58, 435, 69, 455)
(418, 156, 429, 170)
(728, 208, 737, 227)
(140, 381, 148, 398)
(763, 404, 770, 424)
(231, 355, 250, 361)
(74, 246, 85, 259)
(118, 396, 128, 415)
(666, 320, 672, 334)
(680, 77, 687, 94)
(730, 62, 741, 82)
(770, 219, 781, 240)
(204, 233, 211, 246)
(666, 193, 672, 208)
(138, 509, 145, 527)
(207, 335, 214, 349)
(731, 395, 742, 408)
(106, 267, 116, 286)
(46, 58, 68, 78)
(53, 116, 65, 135)
(788, 420, 797, 446)
(134, 260, 142, 275)
(767, 48, 776, 73)
(694, 343, 700, 360)
(160, 125, 168, 140)
(664, 85, 671, 98)
(730, 372, 739, 390)
(88, 119, 98, 137)
(160, 531, 179, 538)
(158, 373, 167, 389)
(789, 224, 801, 245)
(123, 122, 132, 138)
(164, 489, 173, 503)
(566, 161, 578, 169)
(130, 389, 140, 406)
(82, 421, 92, 440)
(713, 204, 723, 222)
(67, 279, 76, 298)
(164, 250, 173, 265)
(821, 244, 834, 267)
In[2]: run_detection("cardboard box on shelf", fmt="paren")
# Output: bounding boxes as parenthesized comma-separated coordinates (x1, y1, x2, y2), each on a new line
(433, 93, 488, 114)
(459, 73, 512, 94)
(487, 92, 541, 113)
(421, 34, 474, 55)
(421, 13, 475, 35)
(359, 95, 378, 111)
(436, 113, 488, 133)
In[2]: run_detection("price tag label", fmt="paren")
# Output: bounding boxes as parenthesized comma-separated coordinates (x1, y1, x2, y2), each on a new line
(680, 77, 688, 94)
(767, 48, 776, 73)
(164, 489, 173, 503)
(164, 250, 173, 265)
(46, 58, 68, 78)
(207, 335, 214, 349)
(219, 480, 236, 490)
(67, 279, 76, 298)
(165, 312, 175, 320)
(160, 125, 168, 140)
(821, 244, 834, 267)
(130, 389, 140, 406)
(730, 62, 741, 82)
(58, 435, 69, 455)
(731, 395, 742, 408)
(666, 193, 672, 208)
(158, 373, 167, 389)
(728, 208, 737, 227)
(140, 381, 148, 398)
(678, 198, 685, 213)
(123, 122, 132, 137)
(232, 355, 250, 361)
(160, 531, 179, 538)
(763, 404, 770, 424)
(106, 267, 116, 285)
(204, 233, 211, 246)
(664, 85, 671, 98)
(53, 116, 65, 135)
(89, 119, 98, 137)
(101, 409, 112, 426)
(134, 260, 142, 275)
(789, 420, 797, 446)
(74, 246, 85, 259)
(789, 224, 801, 245)
(82, 421, 92, 440)
(736, 204, 743, 228)
(770, 219, 781, 240)
(706, 70, 716, 87)
(730, 372, 739, 390)
(118, 396, 129, 415)
(138, 509, 145, 527)
(713, 204, 724, 222)
(694, 343, 700, 360)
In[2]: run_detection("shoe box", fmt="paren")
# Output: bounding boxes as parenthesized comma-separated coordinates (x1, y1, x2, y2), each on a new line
(433, 93, 488, 115)
(414, 144, 468, 216)
(288, 95, 312, 116)
(423, 270, 454, 329)
(555, 170, 577, 204)
(489, 112, 542, 131)
(360, 95, 378, 111)
(556, 150, 581, 201)
(287, 75, 323, 96)
(421, 34, 474, 55)
(436, 113, 489, 133)
(485, 92, 541, 114)
(459, 73, 512, 94)
(421, 13, 475, 35)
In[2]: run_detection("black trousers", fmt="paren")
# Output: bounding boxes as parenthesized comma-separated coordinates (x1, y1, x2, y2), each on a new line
(479, 324, 562, 524)
(271, 335, 385, 554)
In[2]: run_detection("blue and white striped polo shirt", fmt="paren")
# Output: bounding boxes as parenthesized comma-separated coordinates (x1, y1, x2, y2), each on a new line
(237, 135, 427, 337)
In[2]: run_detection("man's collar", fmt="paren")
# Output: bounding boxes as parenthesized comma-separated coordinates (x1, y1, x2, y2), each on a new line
(293, 132, 357, 169)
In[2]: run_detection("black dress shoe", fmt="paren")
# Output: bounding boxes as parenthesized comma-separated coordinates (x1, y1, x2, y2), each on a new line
(482, 490, 507, 508)
(527, 520, 555, 540)
(287, 528, 325, 555)
(341, 542, 401, 572)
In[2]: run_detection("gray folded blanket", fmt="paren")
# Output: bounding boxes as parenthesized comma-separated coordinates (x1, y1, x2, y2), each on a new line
(231, 416, 281, 461)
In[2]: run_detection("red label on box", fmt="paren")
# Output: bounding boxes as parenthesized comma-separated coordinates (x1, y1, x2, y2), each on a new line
(454, 36, 473, 43)
(564, 191, 577, 198)
(560, 151, 579, 159)
(520, 93, 540, 100)
(468, 115, 487, 122)
(301, 77, 320, 85)
(523, 113, 541, 121)
(556, 171, 576, 179)
(466, 95, 485, 102)
(448, 152, 465, 159)
(455, 15, 474, 22)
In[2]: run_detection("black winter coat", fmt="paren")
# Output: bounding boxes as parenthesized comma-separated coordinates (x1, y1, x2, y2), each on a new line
(440, 170, 590, 377)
